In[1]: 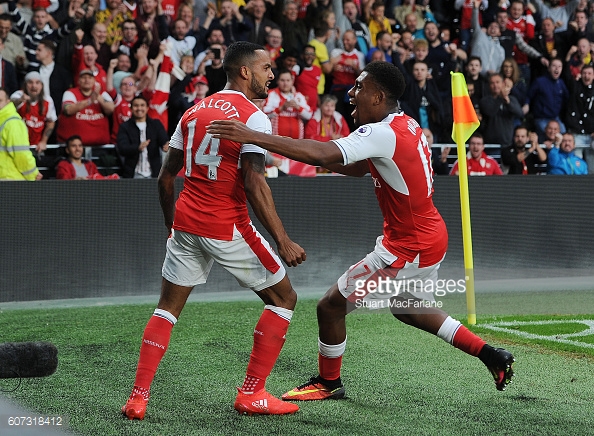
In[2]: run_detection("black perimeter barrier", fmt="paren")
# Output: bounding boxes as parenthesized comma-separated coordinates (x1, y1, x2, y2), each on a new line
(1, 176, 593, 303)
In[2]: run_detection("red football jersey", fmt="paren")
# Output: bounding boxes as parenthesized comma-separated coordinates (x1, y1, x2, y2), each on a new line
(507, 12, 535, 65)
(459, 0, 485, 30)
(57, 88, 112, 146)
(450, 152, 503, 176)
(263, 88, 312, 139)
(333, 112, 448, 267)
(161, 0, 182, 19)
(169, 90, 272, 240)
(111, 95, 132, 143)
(295, 65, 321, 111)
(14, 94, 57, 145)
(330, 50, 362, 87)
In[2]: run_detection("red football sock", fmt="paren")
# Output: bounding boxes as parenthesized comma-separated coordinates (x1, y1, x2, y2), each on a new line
(452, 325, 487, 357)
(318, 353, 343, 381)
(134, 315, 174, 391)
(242, 309, 290, 393)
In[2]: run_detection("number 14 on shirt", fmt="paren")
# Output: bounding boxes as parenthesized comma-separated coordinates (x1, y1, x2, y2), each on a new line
(186, 119, 222, 180)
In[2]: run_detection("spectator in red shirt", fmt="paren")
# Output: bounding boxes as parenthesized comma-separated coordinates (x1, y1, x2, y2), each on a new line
(263, 69, 312, 139)
(294, 45, 321, 111)
(72, 38, 108, 93)
(264, 68, 314, 176)
(330, 30, 364, 131)
(108, 64, 138, 143)
(55, 135, 119, 179)
(506, 0, 536, 83)
(10, 71, 57, 154)
(56, 69, 114, 146)
(450, 133, 503, 176)
(304, 94, 350, 142)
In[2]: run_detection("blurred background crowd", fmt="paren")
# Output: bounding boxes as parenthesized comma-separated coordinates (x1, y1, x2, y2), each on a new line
(1, 0, 592, 179)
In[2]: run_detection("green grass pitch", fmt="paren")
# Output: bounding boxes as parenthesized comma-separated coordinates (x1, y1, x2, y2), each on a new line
(1, 292, 594, 436)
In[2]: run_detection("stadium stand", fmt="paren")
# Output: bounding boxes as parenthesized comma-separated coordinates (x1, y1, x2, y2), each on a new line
(31, 142, 594, 178)
(33, 144, 121, 178)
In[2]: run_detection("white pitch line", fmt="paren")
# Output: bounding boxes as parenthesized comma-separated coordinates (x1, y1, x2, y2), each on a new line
(480, 319, 594, 349)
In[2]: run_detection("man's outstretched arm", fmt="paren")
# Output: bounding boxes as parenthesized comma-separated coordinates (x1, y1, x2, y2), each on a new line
(209, 120, 344, 167)
(242, 152, 306, 267)
(324, 160, 370, 177)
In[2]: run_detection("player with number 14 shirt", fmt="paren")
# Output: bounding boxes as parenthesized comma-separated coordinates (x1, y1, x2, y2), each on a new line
(122, 42, 306, 420)
(170, 91, 271, 240)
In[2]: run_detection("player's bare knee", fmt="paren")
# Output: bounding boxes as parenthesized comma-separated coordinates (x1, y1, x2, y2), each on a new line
(392, 311, 411, 324)
(277, 276, 298, 308)
(279, 287, 297, 310)
(259, 283, 297, 309)
(389, 295, 413, 324)
(317, 291, 346, 318)
(392, 311, 415, 326)
(316, 297, 328, 317)
(157, 280, 193, 318)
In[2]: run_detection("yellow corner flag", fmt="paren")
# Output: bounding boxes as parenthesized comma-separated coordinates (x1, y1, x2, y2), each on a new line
(451, 72, 480, 325)
(451, 74, 480, 145)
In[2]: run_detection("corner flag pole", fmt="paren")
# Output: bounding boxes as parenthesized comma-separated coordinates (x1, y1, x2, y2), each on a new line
(450, 72, 480, 325)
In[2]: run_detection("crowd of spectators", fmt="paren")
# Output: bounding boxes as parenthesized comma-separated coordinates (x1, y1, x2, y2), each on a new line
(0, 0, 592, 179)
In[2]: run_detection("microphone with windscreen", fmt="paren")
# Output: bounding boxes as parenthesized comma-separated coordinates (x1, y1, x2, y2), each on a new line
(0, 342, 58, 378)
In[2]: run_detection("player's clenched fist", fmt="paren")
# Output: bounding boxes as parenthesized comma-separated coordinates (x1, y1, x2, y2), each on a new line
(278, 240, 306, 267)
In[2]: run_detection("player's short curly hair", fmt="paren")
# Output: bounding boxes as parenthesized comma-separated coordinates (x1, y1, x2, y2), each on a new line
(224, 41, 266, 80)
(363, 61, 406, 105)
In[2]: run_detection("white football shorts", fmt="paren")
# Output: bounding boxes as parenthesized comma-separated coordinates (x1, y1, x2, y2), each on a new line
(162, 226, 285, 291)
(338, 236, 444, 307)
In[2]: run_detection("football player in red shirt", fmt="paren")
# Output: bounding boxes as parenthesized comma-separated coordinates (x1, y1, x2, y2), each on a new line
(208, 61, 515, 401)
(122, 41, 306, 419)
